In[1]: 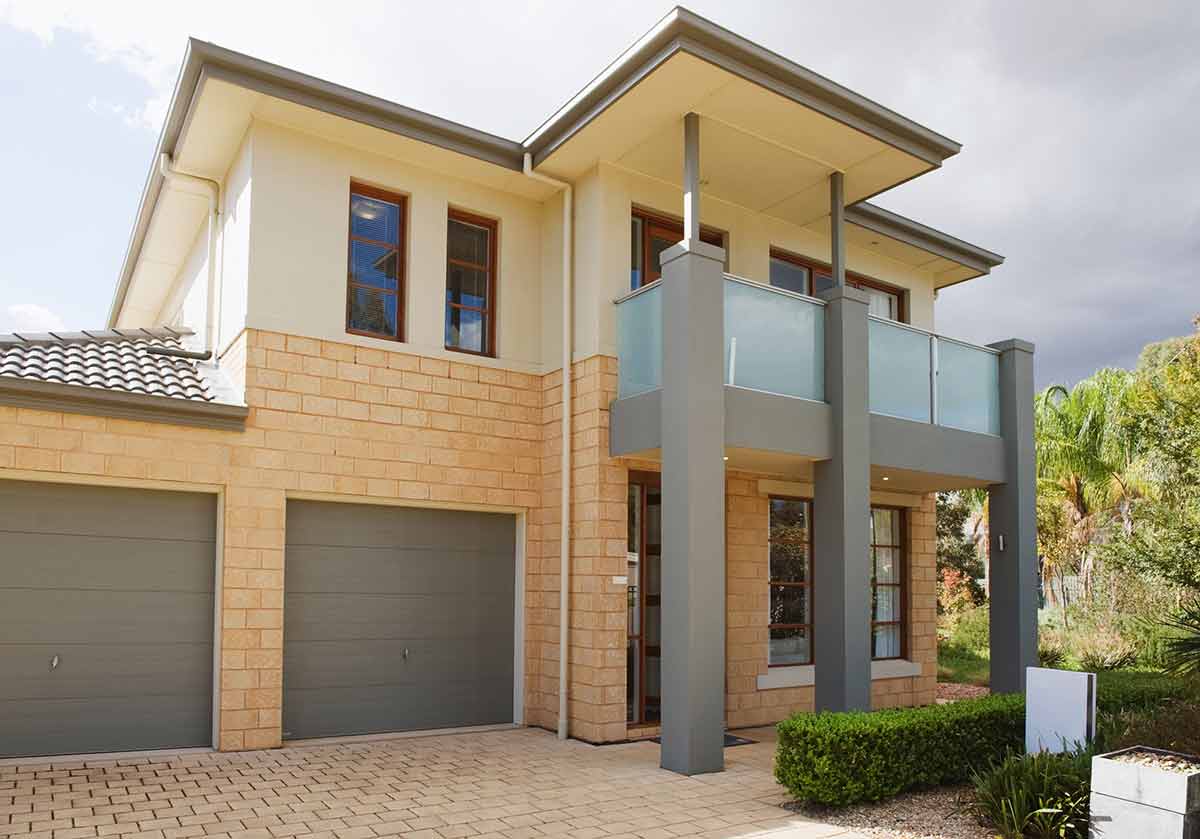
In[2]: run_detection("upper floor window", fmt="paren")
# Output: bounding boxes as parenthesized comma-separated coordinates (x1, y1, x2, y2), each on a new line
(630, 208, 724, 290)
(770, 248, 906, 322)
(347, 184, 406, 340)
(445, 209, 497, 356)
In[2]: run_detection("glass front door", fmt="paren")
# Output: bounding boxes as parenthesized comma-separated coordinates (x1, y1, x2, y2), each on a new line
(626, 471, 662, 724)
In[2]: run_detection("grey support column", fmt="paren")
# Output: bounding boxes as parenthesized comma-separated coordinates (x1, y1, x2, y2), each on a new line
(659, 238, 727, 775)
(829, 171, 846, 287)
(987, 339, 1038, 694)
(813, 283, 873, 712)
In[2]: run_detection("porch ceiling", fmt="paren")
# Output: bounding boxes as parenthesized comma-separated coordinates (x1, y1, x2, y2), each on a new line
(532, 52, 941, 227)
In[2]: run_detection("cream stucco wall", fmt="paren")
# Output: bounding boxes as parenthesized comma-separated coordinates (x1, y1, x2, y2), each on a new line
(570, 161, 940, 364)
(241, 120, 547, 373)
(154, 122, 947, 376)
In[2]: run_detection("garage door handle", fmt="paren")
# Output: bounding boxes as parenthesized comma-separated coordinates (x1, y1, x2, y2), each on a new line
(402, 648, 409, 660)
(49, 654, 60, 672)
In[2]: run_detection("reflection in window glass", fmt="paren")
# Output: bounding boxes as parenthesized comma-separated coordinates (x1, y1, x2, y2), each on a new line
(870, 507, 904, 660)
(769, 256, 810, 295)
(445, 214, 495, 355)
(347, 188, 404, 339)
(768, 498, 812, 666)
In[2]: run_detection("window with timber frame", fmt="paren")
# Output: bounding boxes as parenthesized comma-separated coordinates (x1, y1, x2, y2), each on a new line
(346, 183, 406, 340)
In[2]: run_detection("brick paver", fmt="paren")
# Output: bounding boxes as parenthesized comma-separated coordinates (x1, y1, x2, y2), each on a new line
(0, 729, 865, 839)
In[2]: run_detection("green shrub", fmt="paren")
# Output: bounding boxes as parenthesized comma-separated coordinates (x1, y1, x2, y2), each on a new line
(775, 693, 1024, 806)
(1100, 699, 1200, 756)
(1095, 669, 1198, 714)
(972, 748, 1092, 839)
(947, 604, 990, 652)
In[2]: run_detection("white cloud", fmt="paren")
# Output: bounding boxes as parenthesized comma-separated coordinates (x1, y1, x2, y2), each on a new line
(3, 303, 66, 334)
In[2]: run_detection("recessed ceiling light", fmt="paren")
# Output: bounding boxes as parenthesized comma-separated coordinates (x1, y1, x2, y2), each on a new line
(870, 240, 880, 245)
(882, 476, 890, 481)
(723, 456, 729, 461)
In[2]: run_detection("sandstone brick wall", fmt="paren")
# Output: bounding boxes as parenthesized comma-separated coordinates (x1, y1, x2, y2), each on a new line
(1, 332, 936, 751)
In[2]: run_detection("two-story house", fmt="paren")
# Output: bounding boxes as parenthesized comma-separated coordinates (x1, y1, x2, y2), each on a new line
(0, 8, 1036, 774)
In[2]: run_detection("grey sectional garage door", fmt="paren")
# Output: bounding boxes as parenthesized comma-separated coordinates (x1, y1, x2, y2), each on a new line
(0, 481, 216, 758)
(283, 501, 516, 740)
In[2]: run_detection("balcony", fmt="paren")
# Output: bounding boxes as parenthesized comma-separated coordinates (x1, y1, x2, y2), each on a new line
(615, 274, 1000, 435)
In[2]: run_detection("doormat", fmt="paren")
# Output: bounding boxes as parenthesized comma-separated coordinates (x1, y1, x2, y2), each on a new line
(648, 732, 757, 748)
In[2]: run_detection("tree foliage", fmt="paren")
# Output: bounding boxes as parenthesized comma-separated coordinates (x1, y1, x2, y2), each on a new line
(936, 491, 986, 612)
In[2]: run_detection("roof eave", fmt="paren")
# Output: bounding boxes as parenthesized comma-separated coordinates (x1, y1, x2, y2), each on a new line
(0, 376, 248, 431)
(845, 201, 1004, 281)
(524, 6, 962, 169)
(106, 38, 526, 328)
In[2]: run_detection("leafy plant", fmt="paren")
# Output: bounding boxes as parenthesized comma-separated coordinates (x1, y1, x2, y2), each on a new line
(1161, 599, 1200, 676)
(972, 748, 1093, 839)
(775, 693, 1024, 806)
(1073, 624, 1137, 671)
(946, 604, 990, 653)
(1037, 637, 1067, 669)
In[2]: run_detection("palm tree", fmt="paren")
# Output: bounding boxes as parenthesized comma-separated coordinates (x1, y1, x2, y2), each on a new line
(1034, 370, 1148, 602)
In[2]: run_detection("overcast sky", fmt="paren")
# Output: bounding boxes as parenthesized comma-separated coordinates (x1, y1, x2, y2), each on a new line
(0, 0, 1197, 387)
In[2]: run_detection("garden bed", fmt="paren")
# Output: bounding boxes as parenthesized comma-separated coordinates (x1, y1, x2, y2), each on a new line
(785, 784, 991, 839)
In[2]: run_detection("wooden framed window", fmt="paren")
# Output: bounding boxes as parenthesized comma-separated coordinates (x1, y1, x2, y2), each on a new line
(346, 183, 406, 340)
(445, 209, 497, 356)
(630, 207, 725, 290)
(769, 247, 907, 323)
(768, 496, 813, 666)
(870, 506, 906, 660)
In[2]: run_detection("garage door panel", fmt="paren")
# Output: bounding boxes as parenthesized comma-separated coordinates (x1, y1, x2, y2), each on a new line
(1, 642, 213, 700)
(0, 694, 212, 757)
(285, 546, 514, 595)
(283, 677, 514, 739)
(285, 501, 513, 551)
(0, 532, 215, 591)
(0, 481, 215, 758)
(282, 592, 513, 641)
(0, 481, 215, 541)
(0, 590, 214, 644)
(283, 501, 516, 739)
(283, 638, 513, 689)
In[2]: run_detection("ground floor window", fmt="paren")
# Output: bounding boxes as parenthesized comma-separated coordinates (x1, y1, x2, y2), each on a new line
(767, 499, 906, 665)
(768, 497, 812, 665)
(870, 507, 905, 659)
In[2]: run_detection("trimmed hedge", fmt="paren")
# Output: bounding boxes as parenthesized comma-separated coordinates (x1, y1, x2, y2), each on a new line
(775, 693, 1024, 806)
(1095, 670, 1198, 713)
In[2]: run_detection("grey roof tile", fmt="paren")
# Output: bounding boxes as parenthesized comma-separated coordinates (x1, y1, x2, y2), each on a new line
(0, 327, 215, 403)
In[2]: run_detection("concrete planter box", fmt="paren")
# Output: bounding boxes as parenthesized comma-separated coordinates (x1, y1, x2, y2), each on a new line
(1090, 747, 1200, 838)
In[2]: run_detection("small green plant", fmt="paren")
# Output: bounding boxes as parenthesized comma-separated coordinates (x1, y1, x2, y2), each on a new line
(1074, 624, 1137, 671)
(972, 748, 1092, 839)
(1162, 599, 1200, 676)
(1038, 637, 1067, 669)
(775, 693, 1024, 806)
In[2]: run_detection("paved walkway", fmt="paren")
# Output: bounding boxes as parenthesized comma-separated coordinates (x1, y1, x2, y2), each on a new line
(0, 727, 870, 839)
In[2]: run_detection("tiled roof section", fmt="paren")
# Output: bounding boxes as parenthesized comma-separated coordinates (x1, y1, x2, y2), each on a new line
(0, 327, 215, 402)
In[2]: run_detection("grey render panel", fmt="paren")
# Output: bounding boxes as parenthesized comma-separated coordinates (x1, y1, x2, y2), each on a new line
(723, 387, 832, 458)
(0, 481, 216, 758)
(609, 388, 662, 456)
(282, 500, 516, 740)
(870, 413, 1005, 483)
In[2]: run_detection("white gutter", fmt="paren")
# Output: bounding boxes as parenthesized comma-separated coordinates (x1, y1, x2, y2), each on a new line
(523, 153, 573, 740)
(158, 154, 220, 357)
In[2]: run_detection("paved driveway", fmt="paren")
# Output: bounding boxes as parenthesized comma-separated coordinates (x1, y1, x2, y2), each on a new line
(0, 727, 868, 839)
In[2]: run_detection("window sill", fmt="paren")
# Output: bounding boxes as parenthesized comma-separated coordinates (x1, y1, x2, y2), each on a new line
(756, 659, 923, 691)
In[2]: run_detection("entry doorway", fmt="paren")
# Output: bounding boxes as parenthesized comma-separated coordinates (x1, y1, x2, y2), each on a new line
(626, 471, 662, 724)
